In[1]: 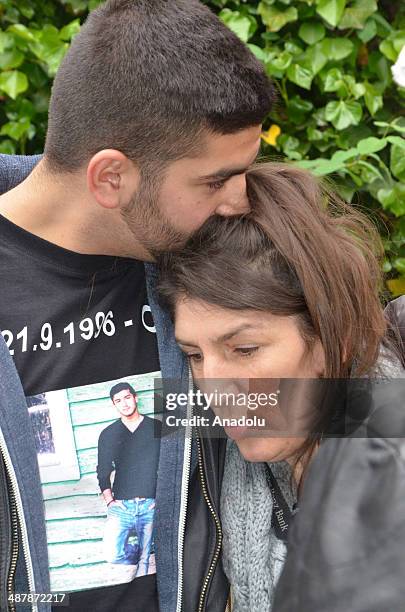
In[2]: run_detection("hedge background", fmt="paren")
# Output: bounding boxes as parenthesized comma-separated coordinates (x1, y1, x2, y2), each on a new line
(0, 0, 404, 295)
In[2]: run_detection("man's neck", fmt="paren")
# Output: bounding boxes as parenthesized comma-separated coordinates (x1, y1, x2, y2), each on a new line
(0, 160, 151, 260)
(122, 413, 144, 432)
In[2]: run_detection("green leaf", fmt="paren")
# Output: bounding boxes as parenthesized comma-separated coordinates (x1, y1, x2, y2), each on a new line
(351, 160, 383, 182)
(379, 40, 396, 62)
(356, 137, 387, 155)
(336, 124, 373, 149)
(265, 51, 292, 77)
(0, 139, 16, 155)
(323, 67, 344, 92)
(321, 38, 354, 61)
(378, 184, 405, 217)
(247, 44, 266, 62)
(358, 18, 377, 43)
(0, 70, 29, 100)
(0, 49, 24, 70)
(286, 63, 313, 90)
(287, 95, 314, 123)
(387, 136, 405, 150)
(316, 0, 346, 27)
(331, 148, 358, 163)
(382, 259, 392, 273)
(279, 135, 308, 160)
(380, 31, 405, 62)
(391, 145, 405, 182)
(393, 258, 405, 275)
(285, 42, 304, 56)
(364, 83, 383, 116)
(0, 118, 31, 141)
(7, 24, 36, 42)
(303, 43, 328, 75)
(347, 78, 366, 100)
(325, 100, 363, 130)
(339, 0, 378, 30)
(59, 19, 81, 42)
(375, 120, 405, 135)
(298, 21, 325, 45)
(297, 157, 347, 175)
(258, 3, 298, 32)
(373, 13, 393, 38)
(307, 126, 324, 141)
(220, 10, 257, 43)
(0, 32, 14, 54)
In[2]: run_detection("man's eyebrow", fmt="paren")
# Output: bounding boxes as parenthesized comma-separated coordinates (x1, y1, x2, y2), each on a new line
(198, 165, 251, 182)
(198, 151, 259, 182)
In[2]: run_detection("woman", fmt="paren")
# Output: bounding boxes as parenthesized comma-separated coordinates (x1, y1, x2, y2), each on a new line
(157, 163, 403, 611)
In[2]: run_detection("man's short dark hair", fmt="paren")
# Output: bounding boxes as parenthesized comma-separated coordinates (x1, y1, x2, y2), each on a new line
(45, 0, 275, 172)
(110, 382, 137, 402)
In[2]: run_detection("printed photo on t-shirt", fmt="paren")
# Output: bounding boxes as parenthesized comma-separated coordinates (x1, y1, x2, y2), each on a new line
(26, 371, 162, 593)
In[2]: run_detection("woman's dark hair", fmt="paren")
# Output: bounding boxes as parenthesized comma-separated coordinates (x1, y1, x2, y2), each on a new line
(157, 162, 394, 480)
(158, 162, 387, 379)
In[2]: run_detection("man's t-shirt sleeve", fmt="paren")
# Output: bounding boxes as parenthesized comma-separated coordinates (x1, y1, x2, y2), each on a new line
(97, 427, 114, 492)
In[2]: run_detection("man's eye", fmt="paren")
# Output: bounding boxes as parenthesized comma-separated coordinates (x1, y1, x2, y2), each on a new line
(235, 347, 259, 357)
(208, 180, 226, 191)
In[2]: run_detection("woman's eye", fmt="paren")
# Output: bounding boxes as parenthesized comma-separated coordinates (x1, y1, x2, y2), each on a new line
(208, 180, 226, 191)
(235, 347, 259, 357)
(187, 352, 203, 363)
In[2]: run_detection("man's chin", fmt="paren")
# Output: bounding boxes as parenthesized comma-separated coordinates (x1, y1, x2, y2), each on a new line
(149, 234, 190, 258)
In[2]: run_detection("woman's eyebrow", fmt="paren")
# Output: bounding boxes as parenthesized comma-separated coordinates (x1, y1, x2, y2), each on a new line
(218, 324, 262, 342)
(176, 324, 262, 347)
(175, 338, 199, 347)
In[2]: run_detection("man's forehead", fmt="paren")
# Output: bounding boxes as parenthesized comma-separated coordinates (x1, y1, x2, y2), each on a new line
(113, 388, 134, 399)
(196, 127, 262, 178)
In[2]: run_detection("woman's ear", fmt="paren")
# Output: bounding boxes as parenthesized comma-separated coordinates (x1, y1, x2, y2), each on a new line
(312, 339, 326, 378)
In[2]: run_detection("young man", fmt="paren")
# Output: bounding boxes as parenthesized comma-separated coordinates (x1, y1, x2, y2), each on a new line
(97, 383, 160, 574)
(0, 0, 274, 611)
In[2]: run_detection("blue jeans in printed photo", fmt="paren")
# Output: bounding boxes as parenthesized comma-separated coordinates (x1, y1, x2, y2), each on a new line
(104, 498, 155, 577)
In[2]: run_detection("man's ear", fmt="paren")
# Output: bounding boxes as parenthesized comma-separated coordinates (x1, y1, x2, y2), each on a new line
(87, 149, 140, 210)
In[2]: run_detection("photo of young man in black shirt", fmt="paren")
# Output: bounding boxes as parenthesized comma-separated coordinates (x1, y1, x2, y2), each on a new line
(97, 382, 161, 575)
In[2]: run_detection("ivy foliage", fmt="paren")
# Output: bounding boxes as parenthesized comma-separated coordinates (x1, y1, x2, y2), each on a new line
(0, 0, 404, 294)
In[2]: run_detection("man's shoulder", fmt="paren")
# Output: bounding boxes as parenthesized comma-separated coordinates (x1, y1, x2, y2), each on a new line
(142, 415, 162, 431)
(99, 419, 121, 438)
(0, 154, 42, 194)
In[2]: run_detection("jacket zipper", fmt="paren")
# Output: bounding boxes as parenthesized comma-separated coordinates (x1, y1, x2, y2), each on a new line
(175, 367, 194, 612)
(196, 434, 223, 612)
(0, 429, 38, 612)
(6, 480, 18, 612)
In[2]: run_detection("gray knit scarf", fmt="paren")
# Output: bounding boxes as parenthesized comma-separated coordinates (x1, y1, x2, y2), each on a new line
(221, 441, 297, 612)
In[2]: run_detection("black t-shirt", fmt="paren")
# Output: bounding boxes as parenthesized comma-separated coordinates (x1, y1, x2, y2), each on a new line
(97, 417, 161, 499)
(0, 214, 161, 611)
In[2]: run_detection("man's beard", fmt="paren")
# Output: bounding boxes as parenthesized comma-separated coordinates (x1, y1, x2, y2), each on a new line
(121, 176, 190, 257)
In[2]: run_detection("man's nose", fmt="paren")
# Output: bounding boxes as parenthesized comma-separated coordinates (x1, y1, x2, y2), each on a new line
(215, 175, 250, 217)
